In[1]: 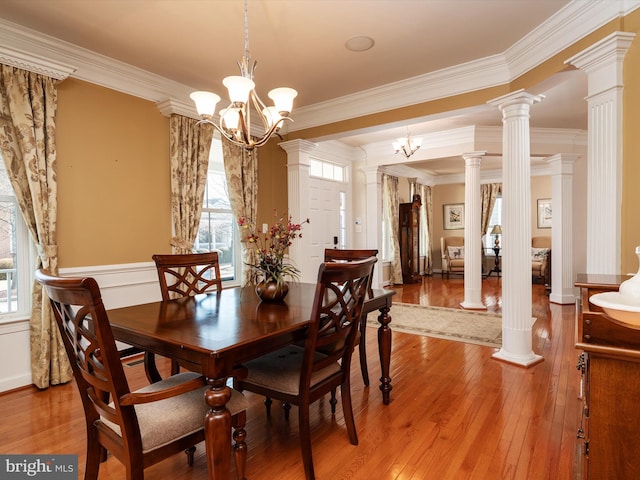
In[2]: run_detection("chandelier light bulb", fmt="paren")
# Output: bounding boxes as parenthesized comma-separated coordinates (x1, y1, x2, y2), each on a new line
(223, 76, 255, 104)
(268, 87, 298, 115)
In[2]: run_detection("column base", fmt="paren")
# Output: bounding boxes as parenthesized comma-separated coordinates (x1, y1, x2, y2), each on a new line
(492, 348, 544, 368)
(460, 301, 487, 310)
(549, 292, 576, 305)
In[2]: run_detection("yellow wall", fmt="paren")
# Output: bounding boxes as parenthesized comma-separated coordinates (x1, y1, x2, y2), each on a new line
(622, 8, 640, 273)
(56, 79, 171, 267)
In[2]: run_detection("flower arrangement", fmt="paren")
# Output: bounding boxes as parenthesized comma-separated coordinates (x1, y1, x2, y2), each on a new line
(238, 211, 310, 289)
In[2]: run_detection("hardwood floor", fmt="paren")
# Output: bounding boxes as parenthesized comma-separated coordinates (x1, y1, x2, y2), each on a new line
(0, 275, 581, 479)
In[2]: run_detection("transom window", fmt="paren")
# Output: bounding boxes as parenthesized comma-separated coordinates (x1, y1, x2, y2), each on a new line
(309, 159, 345, 182)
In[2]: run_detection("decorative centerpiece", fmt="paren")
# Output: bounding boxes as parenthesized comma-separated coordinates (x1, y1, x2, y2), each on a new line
(238, 211, 309, 302)
(591, 246, 640, 327)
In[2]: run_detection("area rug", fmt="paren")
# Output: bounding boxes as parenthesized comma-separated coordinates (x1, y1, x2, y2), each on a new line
(367, 303, 502, 348)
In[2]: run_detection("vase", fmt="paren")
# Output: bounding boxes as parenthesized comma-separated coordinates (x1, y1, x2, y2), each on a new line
(619, 246, 640, 300)
(256, 279, 289, 302)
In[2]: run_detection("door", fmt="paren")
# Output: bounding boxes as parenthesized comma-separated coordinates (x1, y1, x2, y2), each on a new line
(307, 177, 345, 276)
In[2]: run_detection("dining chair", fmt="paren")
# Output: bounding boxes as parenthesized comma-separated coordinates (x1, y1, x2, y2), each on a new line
(147, 252, 223, 382)
(324, 248, 378, 387)
(35, 269, 248, 480)
(236, 256, 376, 480)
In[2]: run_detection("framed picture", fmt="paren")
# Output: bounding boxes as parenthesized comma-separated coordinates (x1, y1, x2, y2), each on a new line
(443, 203, 464, 230)
(537, 198, 552, 229)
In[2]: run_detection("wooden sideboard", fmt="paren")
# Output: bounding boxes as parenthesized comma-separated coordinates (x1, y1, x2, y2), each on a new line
(575, 273, 640, 480)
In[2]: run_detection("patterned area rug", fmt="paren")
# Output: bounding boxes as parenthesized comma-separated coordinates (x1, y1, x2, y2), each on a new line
(367, 302, 502, 348)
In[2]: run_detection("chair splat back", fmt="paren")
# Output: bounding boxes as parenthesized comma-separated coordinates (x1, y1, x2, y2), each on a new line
(153, 252, 222, 300)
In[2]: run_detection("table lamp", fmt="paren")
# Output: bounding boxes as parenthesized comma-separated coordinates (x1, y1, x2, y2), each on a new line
(491, 225, 502, 248)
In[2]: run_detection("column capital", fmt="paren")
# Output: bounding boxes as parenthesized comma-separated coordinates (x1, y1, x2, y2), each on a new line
(278, 138, 318, 156)
(488, 89, 543, 111)
(546, 153, 580, 174)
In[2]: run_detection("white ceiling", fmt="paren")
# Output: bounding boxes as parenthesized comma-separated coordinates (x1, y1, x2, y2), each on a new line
(0, 0, 591, 175)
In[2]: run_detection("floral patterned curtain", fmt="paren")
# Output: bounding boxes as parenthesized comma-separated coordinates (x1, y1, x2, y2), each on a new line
(481, 183, 502, 238)
(169, 115, 213, 254)
(418, 183, 434, 274)
(221, 140, 258, 285)
(382, 173, 403, 285)
(0, 65, 71, 389)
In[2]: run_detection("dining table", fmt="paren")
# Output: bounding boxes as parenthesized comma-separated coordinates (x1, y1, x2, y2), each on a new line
(108, 282, 394, 480)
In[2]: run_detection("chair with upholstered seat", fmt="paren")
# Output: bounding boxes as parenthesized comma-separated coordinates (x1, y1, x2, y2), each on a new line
(236, 257, 376, 480)
(532, 236, 551, 287)
(146, 252, 223, 381)
(324, 248, 378, 386)
(35, 269, 248, 480)
(441, 236, 465, 277)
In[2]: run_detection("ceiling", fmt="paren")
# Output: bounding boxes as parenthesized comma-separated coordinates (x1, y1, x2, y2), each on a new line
(0, 0, 588, 175)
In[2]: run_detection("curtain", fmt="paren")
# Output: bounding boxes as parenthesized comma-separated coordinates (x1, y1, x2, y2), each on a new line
(221, 140, 258, 285)
(481, 183, 502, 238)
(0, 65, 71, 389)
(382, 173, 402, 285)
(418, 183, 434, 275)
(169, 115, 213, 254)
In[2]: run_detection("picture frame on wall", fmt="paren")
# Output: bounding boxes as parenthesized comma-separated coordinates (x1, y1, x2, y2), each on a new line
(537, 198, 552, 228)
(443, 203, 464, 230)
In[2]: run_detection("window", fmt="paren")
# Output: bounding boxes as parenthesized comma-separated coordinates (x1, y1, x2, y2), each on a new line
(309, 159, 345, 182)
(483, 196, 503, 251)
(194, 136, 240, 283)
(0, 158, 35, 321)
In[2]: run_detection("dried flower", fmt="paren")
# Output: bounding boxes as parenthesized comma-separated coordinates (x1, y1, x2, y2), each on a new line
(238, 210, 310, 288)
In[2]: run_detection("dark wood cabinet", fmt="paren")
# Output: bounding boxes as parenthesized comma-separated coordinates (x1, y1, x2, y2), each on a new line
(398, 196, 421, 284)
(575, 274, 640, 480)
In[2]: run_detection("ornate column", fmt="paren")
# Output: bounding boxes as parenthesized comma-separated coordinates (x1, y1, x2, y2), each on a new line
(488, 90, 543, 367)
(566, 32, 635, 274)
(461, 152, 487, 310)
(278, 139, 317, 283)
(548, 153, 579, 305)
(364, 165, 383, 289)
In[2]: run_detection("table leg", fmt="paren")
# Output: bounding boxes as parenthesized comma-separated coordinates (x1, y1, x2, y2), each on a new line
(377, 305, 393, 404)
(204, 377, 232, 480)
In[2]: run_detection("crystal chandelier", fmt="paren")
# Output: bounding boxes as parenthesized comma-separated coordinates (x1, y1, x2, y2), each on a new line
(190, 0, 297, 151)
(393, 128, 422, 159)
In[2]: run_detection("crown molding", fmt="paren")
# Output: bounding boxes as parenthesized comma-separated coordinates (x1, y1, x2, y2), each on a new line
(0, 1, 638, 128)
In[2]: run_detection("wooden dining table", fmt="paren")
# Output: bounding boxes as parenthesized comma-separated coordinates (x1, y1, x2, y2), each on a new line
(108, 282, 394, 480)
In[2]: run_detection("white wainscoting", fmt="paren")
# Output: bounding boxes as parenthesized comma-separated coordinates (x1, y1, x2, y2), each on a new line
(0, 262, 161, 392)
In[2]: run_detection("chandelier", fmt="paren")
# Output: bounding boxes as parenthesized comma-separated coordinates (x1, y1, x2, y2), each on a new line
(393, 128, 422, 159)
(190, 0, 297, 151)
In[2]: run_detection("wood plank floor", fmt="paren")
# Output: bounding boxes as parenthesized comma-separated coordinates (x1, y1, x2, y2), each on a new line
(0, 275, 582, 479)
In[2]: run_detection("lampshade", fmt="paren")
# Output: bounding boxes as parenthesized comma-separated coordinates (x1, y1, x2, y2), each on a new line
(491, 225, 502, 235)
(190, 91, 221, 118)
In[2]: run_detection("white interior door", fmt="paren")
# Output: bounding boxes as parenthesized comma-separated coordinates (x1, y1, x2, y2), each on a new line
(308, 178, 343, 277)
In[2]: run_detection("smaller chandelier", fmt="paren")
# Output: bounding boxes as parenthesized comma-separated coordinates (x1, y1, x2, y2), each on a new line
(393, 128, 422, 159)
(190, 0, 297, 151)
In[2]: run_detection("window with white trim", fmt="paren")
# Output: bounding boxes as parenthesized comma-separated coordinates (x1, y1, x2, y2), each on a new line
(0, 157, 36, 322)
(194, 136, 241, 283)
(483, 196, 503, 251)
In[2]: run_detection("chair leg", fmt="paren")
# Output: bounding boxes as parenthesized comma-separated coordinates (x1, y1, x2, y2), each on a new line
(359, 315, 370, 386)
(170, 359, 180, 376)
(298, 404, 316, 480)
(264, 397, 272, 416)
(184, 446, 196, 466)
(84, 432, 102, 480)
(340, 381, 358, 446)
(143, 352, 163, 383)
(232, 411, 248, 480)
(283, 402, 292, 420)
(330, 389, 337, 414)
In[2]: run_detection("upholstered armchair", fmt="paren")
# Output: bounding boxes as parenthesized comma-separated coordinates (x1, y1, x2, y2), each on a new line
(532, 236, 551, 285)
(441, 236, 465, 277)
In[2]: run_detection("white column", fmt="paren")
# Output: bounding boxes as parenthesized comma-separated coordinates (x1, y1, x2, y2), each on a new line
(488, 90, 543, 367)
(278, 139, 317, 283)
(548, 154, 579, 305)
(566, 32, 635, 274)
(461, 152, 486, 310)
(364, 166, 383, 289)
